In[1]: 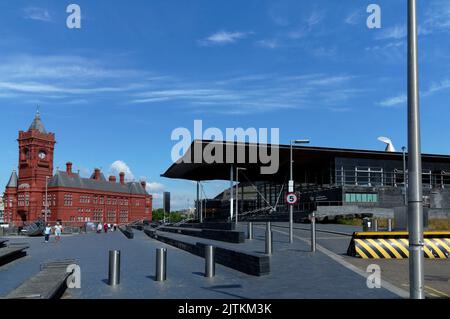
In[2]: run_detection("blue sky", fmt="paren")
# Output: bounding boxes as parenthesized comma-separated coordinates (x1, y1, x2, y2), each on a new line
(1, 0, 450, 209)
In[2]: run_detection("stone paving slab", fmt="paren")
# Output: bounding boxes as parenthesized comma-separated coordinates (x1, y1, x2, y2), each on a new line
(0, 228, 398, 299)
(264, 222, 449, 298)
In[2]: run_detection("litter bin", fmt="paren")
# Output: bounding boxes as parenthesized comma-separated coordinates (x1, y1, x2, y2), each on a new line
(362, 218, 372, 232)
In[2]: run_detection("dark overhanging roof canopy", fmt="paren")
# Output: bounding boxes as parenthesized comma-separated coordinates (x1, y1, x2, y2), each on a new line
(161, 140, 450, 183)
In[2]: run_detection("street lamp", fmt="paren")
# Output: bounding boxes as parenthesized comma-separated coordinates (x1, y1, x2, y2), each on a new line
(235, 167, 247, 226)
(289, 139, 310, 243)
(407, 0, 424, 299)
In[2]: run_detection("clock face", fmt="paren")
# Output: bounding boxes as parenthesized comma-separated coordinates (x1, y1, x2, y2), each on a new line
(38, 151, 46, 160)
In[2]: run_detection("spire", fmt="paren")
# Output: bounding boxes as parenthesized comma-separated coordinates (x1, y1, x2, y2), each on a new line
(6, 170, 18, 188)
(29, 107, 47, 133)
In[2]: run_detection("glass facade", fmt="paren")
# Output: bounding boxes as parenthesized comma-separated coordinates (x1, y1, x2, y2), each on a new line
(334, 157, 450, 189)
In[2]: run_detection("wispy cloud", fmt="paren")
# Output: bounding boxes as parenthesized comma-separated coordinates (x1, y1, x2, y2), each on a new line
(345, 11, 361, 25)
(0, 54, 363, 115)
(379, 78, 450, 107)
(131, 73, 364, 114)
(23, 7, 52, 22)
(422, 0, 450, 34)
(198, 31, 252, 46)
(378, 94, 407, 107)
(256, 39, 279, 49)
(307, 11, 323, 28)
(375, 25, 407, 40)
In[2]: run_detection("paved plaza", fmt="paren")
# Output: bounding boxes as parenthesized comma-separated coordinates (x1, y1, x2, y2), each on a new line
(0, 223, 406, 299)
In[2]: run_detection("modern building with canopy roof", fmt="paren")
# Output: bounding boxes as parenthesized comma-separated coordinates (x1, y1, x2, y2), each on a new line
(162, 140, 450, 221)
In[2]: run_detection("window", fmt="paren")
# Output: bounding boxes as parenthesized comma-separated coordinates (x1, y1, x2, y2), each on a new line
(64, 194, 73, 206)
(345, 193, 378, 203)
(119, 210, 128, 223)
(107, 211, 116, 223)
(18, 194, 25, 206)
(80, 195, 91, 204)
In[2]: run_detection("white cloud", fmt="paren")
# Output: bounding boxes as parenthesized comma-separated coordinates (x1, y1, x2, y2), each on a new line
(375, 25, 407, 40)
(199, 31, 251, 46)
(256, 39, 279, 49)
(378, 94, 407, 107)
(109, 160, 135, 181)
(307, 11, 323, 27)
(307, 76, 352, 86)
(146, 182, 165, 193)
(23, 7, 52, 22)
(345, 11, 361, 25)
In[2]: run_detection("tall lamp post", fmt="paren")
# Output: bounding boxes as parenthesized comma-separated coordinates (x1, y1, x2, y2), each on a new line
(289, 139, 310, 243)
(407, 0, 424, 299)
(235, 167, 247, 226)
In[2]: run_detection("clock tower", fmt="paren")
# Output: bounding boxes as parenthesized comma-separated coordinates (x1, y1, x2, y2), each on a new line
(15, 110, 56, 221)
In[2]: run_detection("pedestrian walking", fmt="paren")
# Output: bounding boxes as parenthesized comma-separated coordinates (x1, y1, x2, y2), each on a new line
(103, 223, 108, 233)
(97, 223, 102, 233)
(54, 222, 63, 243)
(44, 223, 52, 243)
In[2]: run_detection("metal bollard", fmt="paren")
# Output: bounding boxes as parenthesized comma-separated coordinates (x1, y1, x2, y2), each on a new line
(247, 222, 253, 240)
(265, 222, 273, 255)
(155, 248, 167, 281)
(311, 212, 316, 252)
(373, 219, 378, 232)
(204, 245, 215, 278)
(108, 250, 120, 286)
(388, 218, 393, 232)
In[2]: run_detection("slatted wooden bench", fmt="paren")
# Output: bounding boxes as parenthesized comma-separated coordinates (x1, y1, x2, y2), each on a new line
(4, 259, 76, 299)
(0, 243, 29, 267)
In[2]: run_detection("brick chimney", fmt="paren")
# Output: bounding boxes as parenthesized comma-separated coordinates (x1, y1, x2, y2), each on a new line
(66, 162, 73, 175)
(119, 172, 125, 185)
(93, 168, 101, 180)
(109, 176, 116, 183)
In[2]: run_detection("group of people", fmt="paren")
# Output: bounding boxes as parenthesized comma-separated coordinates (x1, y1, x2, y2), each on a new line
(96, 223, 117, 233)
(43, 222, 63, 243)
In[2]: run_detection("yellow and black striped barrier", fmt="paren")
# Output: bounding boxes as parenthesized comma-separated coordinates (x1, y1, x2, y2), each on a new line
(347, 231, 450, 259)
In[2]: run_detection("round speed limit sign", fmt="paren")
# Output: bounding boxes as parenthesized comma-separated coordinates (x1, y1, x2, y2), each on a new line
(286, 192, 298, 205)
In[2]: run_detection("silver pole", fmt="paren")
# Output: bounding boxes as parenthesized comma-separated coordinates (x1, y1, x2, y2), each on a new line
(407, 0, 424, 299)
(230, 166, 234, 222)
(403, 146, 407, 205)
(388, 218, 393, 232)
(374, 219, 378, 232)
(289, 142, 293, 244)
(311, 212, 316, 252)
(204, 245, 215, 278)
(155, 248, 167, 281)
(247, 221, 253, 240)
(199, 182, 203, 223)
(235, 168, 239, 226)
(196, 181, 200, 222)
(265, 221, 273, 255)
(108, 250, 120, 286)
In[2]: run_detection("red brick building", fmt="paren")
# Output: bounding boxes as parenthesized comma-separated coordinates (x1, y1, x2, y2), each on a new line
(3, 111, 152, 225)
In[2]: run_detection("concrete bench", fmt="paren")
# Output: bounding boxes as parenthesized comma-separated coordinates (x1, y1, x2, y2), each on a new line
(144, 228, 270, 276)
(0, 239, 8, 248)
(179, 222, 236, 231)
(158, 226, 245, 243)
(119, 226, 134, 239)
(0, 243, 29, 267)
(4, 259, 75, 299)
